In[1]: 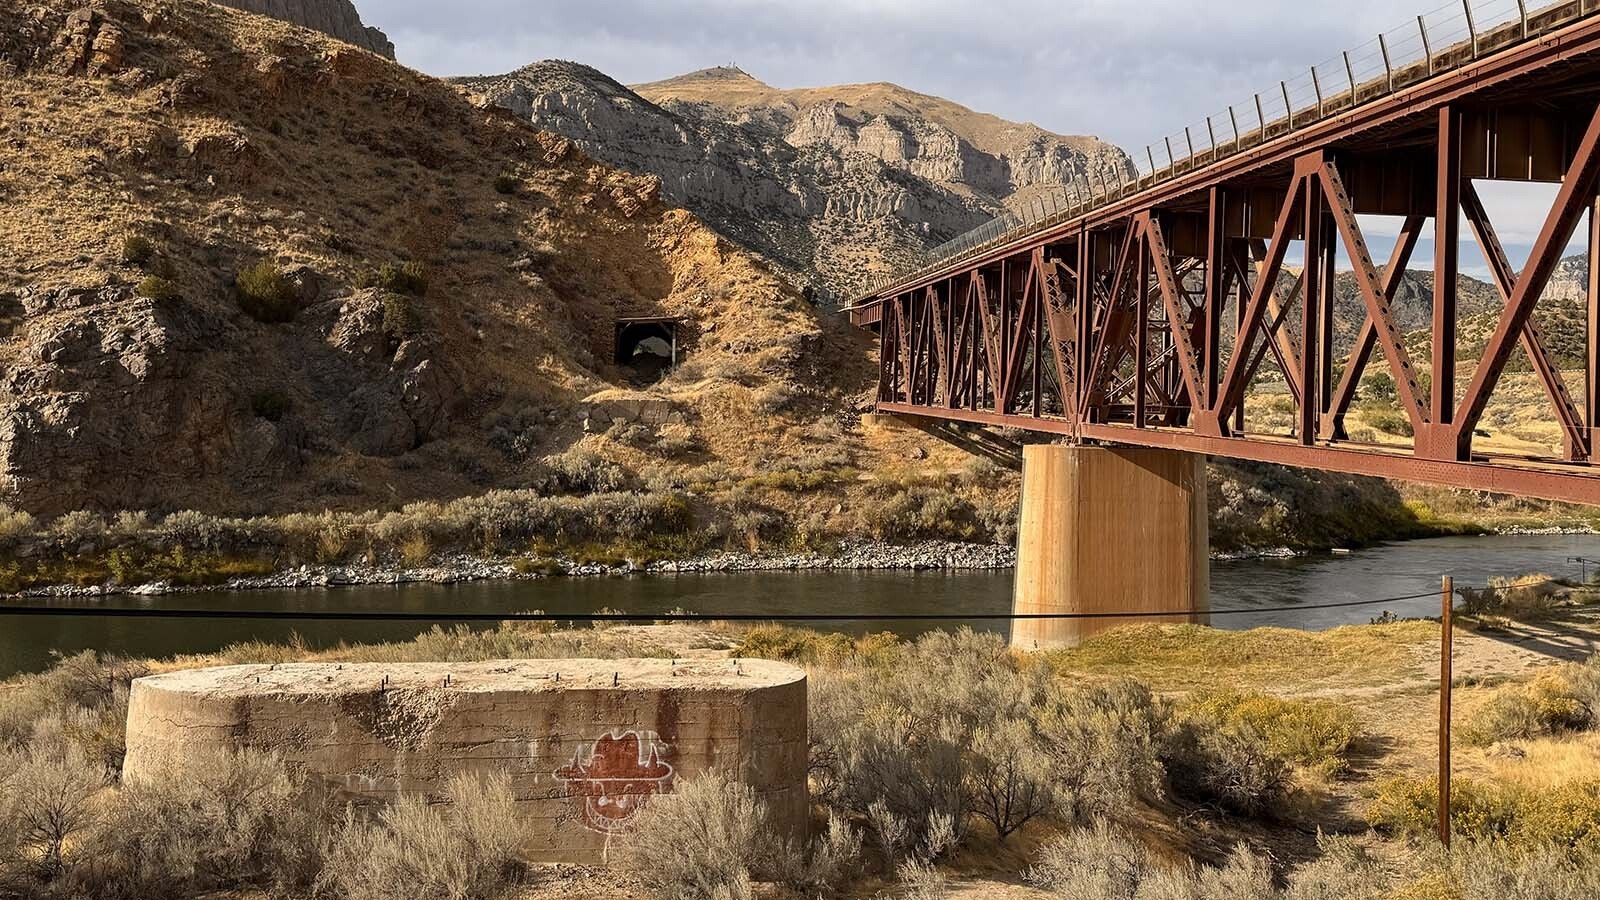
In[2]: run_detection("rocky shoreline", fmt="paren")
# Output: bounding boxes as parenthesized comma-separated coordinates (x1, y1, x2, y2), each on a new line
(6, 526, 1595, 602)
(3, 540, 1018, 600)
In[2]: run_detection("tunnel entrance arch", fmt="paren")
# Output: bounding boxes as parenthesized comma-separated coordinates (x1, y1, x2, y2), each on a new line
(614, 317, 681, 384)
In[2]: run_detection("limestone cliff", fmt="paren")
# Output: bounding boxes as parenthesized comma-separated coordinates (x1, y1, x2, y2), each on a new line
(213, 0, 393, 57)
(457, 64, 1136, 301)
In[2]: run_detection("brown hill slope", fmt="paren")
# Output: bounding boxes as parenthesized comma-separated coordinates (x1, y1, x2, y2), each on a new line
(0, 0, 869, 519)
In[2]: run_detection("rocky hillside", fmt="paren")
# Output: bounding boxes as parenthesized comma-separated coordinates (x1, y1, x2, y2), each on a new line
(215, 0, 392, 57)
(457, 64, 1134, 301)
(0, 0, 872, 519)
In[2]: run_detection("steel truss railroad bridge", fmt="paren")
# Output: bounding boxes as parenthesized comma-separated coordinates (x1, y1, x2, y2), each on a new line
(850, 1, 1600, 505)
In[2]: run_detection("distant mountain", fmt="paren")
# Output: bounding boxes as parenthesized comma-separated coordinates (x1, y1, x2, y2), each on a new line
(456, 64, 1134, 301)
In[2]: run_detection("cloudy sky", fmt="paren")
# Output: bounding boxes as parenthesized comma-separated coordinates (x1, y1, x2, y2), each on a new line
(369, 0, 1421, 151)
(362, 0, 1581, 272)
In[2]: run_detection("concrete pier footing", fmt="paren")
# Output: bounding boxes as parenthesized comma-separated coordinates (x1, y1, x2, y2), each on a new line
(122, 658, 808, 864)
(1009, 444, 1209, 650)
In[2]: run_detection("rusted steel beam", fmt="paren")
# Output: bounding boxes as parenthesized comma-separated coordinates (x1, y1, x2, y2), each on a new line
(1208, 167, 1307, 434)
(1460, 180, 1590, 459)
(1141, 213, 1207, 411)
(1454, 100, 1600, 457)
(1316, 157, 1429, 429)
(1322, 214, 1426, 440)
(1434, 107, 1462, 430)
(879, 403, 1600, 507)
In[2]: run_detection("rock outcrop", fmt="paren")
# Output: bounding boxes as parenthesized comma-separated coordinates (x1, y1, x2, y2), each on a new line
(458, 64, 1136, 301)
(213, 0, 393, 58)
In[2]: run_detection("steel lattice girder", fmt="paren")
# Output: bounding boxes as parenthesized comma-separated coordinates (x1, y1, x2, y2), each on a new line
(865, 10, 1600, 505)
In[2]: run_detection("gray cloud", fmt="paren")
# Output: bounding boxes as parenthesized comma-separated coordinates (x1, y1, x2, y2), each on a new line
(366, 0, 1416, 149)
(362, 0, 1587, 267)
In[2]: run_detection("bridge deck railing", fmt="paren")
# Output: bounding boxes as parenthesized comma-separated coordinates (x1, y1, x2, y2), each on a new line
(852, 0, 1597, 308)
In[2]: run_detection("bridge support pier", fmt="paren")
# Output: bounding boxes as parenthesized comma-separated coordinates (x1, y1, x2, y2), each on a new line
(1009, 445, 1209, 650)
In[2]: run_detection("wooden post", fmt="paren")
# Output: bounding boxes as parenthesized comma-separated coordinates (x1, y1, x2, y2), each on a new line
(1439, 574, 1454, 848)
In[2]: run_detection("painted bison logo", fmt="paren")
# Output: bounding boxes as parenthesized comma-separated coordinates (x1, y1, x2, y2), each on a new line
(554, 730, 675, 833)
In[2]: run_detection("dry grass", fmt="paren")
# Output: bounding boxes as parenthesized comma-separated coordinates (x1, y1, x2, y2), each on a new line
(1045, 621, 1437, 692)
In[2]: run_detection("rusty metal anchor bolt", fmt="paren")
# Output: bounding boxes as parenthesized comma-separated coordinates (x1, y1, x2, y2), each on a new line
(444, 674, 451, 687)
(613, 672, 619, 687)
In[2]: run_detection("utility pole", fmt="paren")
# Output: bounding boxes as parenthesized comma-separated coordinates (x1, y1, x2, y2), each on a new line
(1439, 575, 1454, 848)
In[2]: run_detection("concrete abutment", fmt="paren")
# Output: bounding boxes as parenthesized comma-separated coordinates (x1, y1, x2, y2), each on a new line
(1009, 444, 1209, 650)
(122, 658, 807, 865)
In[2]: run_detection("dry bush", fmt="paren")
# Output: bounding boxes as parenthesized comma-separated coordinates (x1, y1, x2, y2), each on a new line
(1432, 839, 1600, 899)
(810, 630, 1172, 854)
(539, 448, 630, 494)
(1163, 711, 1291, 818)
(620, 770, 858, 900)
(1033, 679, 1168, 822)
(317, 770, 530, 900)
(0, 651, 147, 775)
(0, 733, 107, 883)
(73, 749, 324, 899)
(1461, 660, 1600, 746)
(1027, 823, 1277, 900)
(1183, 690, 1359, 775)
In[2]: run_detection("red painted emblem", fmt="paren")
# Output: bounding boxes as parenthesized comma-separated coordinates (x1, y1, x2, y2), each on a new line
(554, 730, 675, 833)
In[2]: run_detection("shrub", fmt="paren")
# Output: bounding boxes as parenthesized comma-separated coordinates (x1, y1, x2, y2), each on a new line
(135, 275, 178, 300)
(620, 771, 863, 899)
(1032, 679, 1167, 821)
(250, 390, 291, 422)
(1164, 712, 1291, 817)
(317, 770, 530, 900)
(0, 735, 107, 881)
(965, 718, 1054, 840)
(119, 234, 154, 266)
(235, 260, 297, 322)
(1461, 661, 1600, 746)
(1365, 776, 1515, 842)
(382, 291, 423, 338)
(73, 749, 324, 899)
(1184, 690, 1359, 775)
(540, 448, 629, 494)
(493, 172, 518, 195)
(359, 260, 429, 296)
(619, 771, 776, 900)
(1028, 824, 1277, 900)
(1362, 404, 1414, 438)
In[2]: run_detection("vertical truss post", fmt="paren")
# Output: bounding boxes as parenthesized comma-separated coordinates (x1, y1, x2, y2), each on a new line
(1136, 234, 1150, 426)
(1256, 94, 1267, 140)
(1433, 107, 1462, 439)
(1204, 187, 1227, 409)
(1318, 213, 1337, 418)
(1301, 174, 1324, 444)
(1590, 198, 1600, 451)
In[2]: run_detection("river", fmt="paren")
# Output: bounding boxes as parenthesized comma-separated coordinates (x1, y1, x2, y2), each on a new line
(1, 533, 1596, 678)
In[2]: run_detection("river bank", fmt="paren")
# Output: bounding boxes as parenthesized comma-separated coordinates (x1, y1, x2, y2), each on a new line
(6, 523, 1598, 602)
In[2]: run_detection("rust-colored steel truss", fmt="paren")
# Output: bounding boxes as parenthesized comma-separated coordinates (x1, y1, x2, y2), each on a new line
(863, 10, 1600, 505)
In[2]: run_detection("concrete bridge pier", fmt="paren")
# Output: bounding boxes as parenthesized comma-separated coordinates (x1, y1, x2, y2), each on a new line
(1009, 445, 1209, 650)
